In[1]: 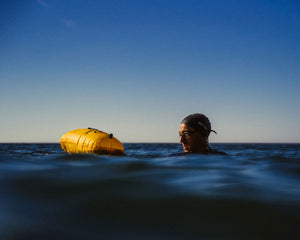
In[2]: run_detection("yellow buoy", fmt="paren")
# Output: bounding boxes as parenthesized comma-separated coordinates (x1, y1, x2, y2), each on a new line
(60, 128, 124, 155)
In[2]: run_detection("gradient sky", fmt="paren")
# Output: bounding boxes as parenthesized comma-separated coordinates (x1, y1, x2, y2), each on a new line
(1, 0, 300, 143)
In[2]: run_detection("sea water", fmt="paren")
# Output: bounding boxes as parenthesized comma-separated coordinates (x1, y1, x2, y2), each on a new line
(0, 143, 300, 240)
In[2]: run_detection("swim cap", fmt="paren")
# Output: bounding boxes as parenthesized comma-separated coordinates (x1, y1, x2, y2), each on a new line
(181, 113, 217, 137)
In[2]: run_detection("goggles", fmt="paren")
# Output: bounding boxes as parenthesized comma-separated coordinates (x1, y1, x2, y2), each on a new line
(179, 130, 198, 138)
(179, 128, 217, 138)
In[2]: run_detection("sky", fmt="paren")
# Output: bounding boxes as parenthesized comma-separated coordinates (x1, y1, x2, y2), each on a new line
(0, 0, 300, 143)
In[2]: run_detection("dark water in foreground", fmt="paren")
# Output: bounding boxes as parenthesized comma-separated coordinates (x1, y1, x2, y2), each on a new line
(0, 143, 300, 240)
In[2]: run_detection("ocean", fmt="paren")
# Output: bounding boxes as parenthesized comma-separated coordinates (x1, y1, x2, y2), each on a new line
(0, 143, 300, 240)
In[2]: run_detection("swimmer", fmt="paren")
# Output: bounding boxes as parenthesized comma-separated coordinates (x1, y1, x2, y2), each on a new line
(179, 113, 225, 154)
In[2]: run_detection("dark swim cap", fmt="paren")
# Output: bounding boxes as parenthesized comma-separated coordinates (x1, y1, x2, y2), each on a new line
(181, 113, 217, 137)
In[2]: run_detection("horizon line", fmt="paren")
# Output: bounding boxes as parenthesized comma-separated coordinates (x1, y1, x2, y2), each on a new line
(0, 142, 300, 144)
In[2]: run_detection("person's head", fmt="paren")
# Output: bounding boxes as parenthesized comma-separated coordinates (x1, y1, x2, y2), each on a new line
(179, 113, 216, 153)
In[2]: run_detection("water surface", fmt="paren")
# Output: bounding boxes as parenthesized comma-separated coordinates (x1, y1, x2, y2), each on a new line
(0, 143, 300, 240)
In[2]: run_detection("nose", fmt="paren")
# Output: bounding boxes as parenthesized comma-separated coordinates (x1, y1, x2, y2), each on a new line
(180, 135, 186, 143)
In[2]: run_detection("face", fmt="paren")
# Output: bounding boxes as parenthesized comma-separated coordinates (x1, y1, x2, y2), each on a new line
(179, 124, 207, 153)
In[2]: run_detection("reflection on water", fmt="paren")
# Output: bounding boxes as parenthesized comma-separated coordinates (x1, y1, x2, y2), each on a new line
(0, 143, 300, 239)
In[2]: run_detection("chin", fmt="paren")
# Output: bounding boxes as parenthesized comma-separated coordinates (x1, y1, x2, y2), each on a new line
(183, 147, 191, 152)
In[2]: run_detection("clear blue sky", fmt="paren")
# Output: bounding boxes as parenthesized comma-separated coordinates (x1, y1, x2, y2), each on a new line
(1, 0, 299, 143)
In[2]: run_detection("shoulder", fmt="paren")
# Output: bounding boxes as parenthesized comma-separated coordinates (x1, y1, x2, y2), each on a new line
(208, 148, 227, 155)
(170, 150, 227, 156)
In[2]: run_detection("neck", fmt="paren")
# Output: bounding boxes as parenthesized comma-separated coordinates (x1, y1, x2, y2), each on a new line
(194, 139, 210, 153)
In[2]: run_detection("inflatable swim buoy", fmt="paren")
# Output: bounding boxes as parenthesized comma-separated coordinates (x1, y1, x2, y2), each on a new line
(60, 128, 124, 155)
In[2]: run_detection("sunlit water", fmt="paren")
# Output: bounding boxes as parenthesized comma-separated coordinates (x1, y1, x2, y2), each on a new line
(0, 143, 300, 240)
